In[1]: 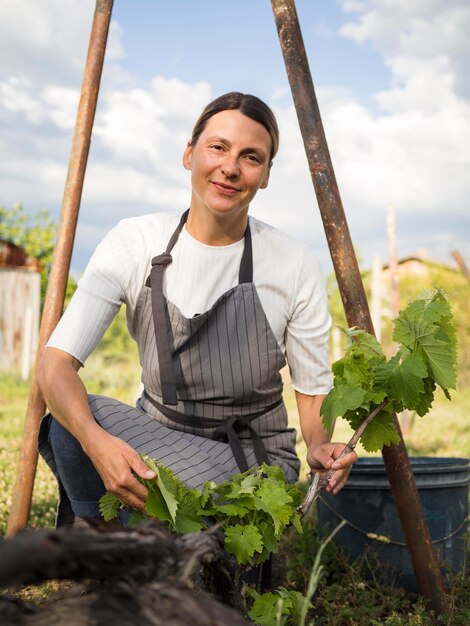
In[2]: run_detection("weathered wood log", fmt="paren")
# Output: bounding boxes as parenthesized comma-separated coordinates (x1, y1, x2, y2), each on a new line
(0, 522, 176, 587)
(0, 581, 252, 626)
(0, 522, 251, 625)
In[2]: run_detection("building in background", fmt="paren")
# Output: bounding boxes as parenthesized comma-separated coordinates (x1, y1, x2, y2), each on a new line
(0, 240, 41, 380)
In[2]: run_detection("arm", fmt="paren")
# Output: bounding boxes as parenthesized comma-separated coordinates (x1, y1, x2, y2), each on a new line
(38, 347, 156, 511)
(296, 391, 357, 495)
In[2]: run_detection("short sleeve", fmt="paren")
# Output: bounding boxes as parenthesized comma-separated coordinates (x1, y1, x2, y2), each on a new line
(46, 220, 138, 364)
(285, 248, 332, 395)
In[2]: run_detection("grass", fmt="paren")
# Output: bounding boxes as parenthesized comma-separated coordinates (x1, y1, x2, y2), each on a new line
(1, 358, 470, 624)
(0, 374, 57, 534)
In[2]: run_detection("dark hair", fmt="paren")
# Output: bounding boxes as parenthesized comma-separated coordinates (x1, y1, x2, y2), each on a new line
(191, 92, 279, 164)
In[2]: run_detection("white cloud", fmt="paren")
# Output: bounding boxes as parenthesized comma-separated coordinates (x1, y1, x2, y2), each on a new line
(339, 0, 470, 95)
(0, 0, 95, 84)
(0, 77, 44, 123)
(324, 0, 470, 261)
(93, 77, 211, 167)
(1, 0, 469, 275)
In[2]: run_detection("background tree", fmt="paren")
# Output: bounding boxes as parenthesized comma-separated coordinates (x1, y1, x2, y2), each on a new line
(0, 204, 76, 307)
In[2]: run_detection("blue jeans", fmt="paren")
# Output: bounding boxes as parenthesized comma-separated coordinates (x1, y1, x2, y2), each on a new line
(48, 417, 130, 523)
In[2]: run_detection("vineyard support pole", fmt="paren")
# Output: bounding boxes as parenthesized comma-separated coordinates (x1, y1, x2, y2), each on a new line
(7, 0, 114, 536)
(271, 0, 448, 614)
(452, 250, 470, 285)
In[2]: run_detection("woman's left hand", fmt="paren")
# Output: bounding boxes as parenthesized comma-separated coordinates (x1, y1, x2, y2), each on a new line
(307, 443, 358, 495)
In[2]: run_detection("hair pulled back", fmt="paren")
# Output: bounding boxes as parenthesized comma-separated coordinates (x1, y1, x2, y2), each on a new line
(191, 92, 279, 164)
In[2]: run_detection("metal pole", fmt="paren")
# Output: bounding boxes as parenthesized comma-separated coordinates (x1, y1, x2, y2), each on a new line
(270, 0, 448, 614)
(7, 0, 114, 536)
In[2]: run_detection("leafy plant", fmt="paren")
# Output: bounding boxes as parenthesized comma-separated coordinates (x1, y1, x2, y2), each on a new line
(246, 521, 345, 626)
(246, 586, 308, 626)
(299, 289, 457, 516)
(321, 289, 456, 453)
(100, 461, 302, 567)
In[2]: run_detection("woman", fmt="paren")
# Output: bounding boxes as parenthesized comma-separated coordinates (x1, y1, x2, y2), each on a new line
(38, 92, 357, 526)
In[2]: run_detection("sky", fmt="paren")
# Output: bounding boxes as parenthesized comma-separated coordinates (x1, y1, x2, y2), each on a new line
(1, 0, 469, 277)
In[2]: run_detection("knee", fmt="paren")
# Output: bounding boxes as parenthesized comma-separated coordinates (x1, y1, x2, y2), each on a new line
(48, 418, 83, 454)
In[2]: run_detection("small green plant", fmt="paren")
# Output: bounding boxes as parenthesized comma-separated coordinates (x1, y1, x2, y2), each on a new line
(100, 461, 302, 566)
(246, 586, 308, 626)
(246, 521, 345, 626)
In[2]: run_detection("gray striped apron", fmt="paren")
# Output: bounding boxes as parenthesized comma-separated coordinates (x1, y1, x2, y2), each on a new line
(132, 210, 299, 485)
(39, 211, 299, 521)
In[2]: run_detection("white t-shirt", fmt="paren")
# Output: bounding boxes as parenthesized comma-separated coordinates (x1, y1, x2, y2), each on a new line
(48, 212, 332, 395)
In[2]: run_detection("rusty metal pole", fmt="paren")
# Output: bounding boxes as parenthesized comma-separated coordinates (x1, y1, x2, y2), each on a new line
(271, 0, 448, 614)
(7, 0, 114, 536)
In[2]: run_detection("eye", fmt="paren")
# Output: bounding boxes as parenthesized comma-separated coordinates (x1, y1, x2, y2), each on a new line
(209, 143, 224, 151)
(245, 154, 262, 164)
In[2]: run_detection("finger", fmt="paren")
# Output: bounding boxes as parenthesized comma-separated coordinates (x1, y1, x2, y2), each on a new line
(307, 447, 335, 471)
(327, 467, 352, 494)
(112, 475, 150, 509)
(106, 464, 150, 504)
(331, 449, 358, 469)
(114, 487, 148, 512)
(124, 449, 157, 480)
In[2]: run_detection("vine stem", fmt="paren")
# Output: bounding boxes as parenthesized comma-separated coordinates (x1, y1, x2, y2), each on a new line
(297, 399, 390, 518)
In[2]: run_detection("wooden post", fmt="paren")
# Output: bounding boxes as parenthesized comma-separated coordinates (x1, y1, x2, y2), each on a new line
(452, 250, 470, 285)
(387, 205, 400, 317)
(270, 0, 449, 614)
(370, 255, 382, 343)
(7, 0, 114, 535)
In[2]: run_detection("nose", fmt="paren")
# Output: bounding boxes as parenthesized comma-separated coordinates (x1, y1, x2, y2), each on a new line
(221, 154, 240, 179)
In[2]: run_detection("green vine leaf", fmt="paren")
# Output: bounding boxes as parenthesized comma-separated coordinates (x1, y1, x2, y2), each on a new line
(393, 289, 456, 392)
(224, 523, 264, 565)
(419, 335, 456, 391)
(357, 410, 401, 452)
(374, 351, 428, 409)
(174, 490, 204, 533)
(321, 383, 366, 431)
(143, 464, 180, 526)
(128, 510, 148, 526)
(99, 492, 121, 522)
(246, 589, 286, 626)
(253, 482, 294, 537)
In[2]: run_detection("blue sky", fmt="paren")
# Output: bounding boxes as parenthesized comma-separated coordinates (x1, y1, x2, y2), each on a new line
(1, 0, 469, 277)
(112, 1, 386, 103)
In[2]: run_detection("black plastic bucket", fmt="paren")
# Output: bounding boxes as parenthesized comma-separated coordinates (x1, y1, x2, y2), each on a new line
(317, 457, 470, 591)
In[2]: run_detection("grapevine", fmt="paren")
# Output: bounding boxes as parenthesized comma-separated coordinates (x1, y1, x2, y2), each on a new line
(100, 461, 302, 567)
(300, 288, 457, 516)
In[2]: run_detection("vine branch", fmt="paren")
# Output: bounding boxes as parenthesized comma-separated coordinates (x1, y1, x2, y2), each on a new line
(298, 398, 390, 518)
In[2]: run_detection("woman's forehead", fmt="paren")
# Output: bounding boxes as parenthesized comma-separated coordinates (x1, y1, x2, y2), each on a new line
(201, 110, 272, 146)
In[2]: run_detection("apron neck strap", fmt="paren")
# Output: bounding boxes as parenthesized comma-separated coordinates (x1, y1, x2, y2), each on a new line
(165, 209, 189, 255)
(238, 222, 252, 284)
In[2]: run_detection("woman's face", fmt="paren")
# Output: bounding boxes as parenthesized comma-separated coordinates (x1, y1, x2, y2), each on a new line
(183, 109, 272, 221)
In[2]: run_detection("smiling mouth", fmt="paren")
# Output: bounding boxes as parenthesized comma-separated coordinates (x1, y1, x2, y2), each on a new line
(212, 181, 240, 194)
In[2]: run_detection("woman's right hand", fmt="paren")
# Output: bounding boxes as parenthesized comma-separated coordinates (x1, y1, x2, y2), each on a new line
(83, 427, 157, 512)
(38, 347, 157, 512)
